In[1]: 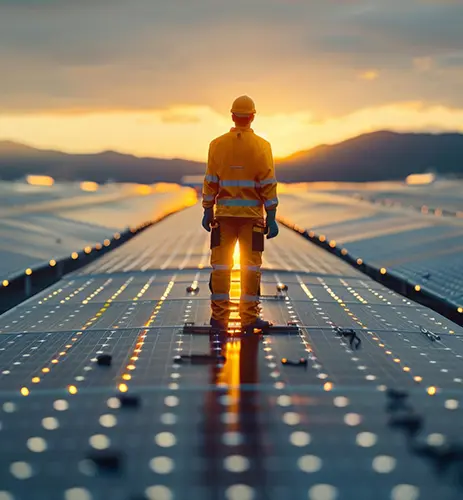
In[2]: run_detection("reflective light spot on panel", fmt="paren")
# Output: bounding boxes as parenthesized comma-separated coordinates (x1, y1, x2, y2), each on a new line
(225, 485, 255, 500)
(89, 434, 110, 450)
(64, 488, 93, 500)
(298, 455, 322, 473)
(333, 397, 349, 408)
(290, 431, 311, 447)
(445, 399, 459, 410)
(154, 432, 176, 448)
(427, 433, 446, 446)
(53, 400, 69, 411)
(220, 395, 236, 406)
(107, 397, 121, 410)
(277, 395, 291, 407)
(391, 485, 420, 500)
(372, 455, 396, 473)
(308, 484, 338, 500)
(27, 437, 47, 453)
(78, 459, 96, 477)
(145, 485, 173, 500)
(427, 386, 437, 396)
(160, 413, 177, 425)
(0, 492, 14, 500)
(283, 412, 301, 426)
(344, 413, 362, 426)
(222, 412, 239, 424)
(356, 432, 377, 448)
(222, 431, 244, 446)
(3, 402, 16, 413)
(99, 415, 117, 428)
(42, 417, 59, 430)
(164, 396, 179, 407)
(10, 462, 33, 479)
(149, 456, 174, 474)
(224, 455, 250, 473)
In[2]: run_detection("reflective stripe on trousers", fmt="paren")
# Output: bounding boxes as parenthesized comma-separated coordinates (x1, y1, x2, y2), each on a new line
(240, 294, 259, 302)
(211, 293, 230, 301)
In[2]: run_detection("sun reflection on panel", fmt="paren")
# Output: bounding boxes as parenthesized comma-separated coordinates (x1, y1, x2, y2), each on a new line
(228, 241, 241, 334)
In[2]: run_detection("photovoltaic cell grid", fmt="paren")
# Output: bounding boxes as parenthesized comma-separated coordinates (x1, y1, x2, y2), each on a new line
(278, 193, 463, 307)
(0, 207, 462, 500)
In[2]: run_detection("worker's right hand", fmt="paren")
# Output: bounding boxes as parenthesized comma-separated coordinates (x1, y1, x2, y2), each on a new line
(265, 210, 279, 239)
(202, 207, 214, 232)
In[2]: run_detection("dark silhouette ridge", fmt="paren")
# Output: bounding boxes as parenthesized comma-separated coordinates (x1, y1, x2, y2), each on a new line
(1, 130, 462, 183)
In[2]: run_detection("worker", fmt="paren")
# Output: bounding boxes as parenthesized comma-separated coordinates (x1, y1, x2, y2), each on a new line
(201, 95, 279, 334)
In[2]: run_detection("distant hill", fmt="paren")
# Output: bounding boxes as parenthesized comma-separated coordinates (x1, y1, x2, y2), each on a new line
(0, 141, 205, 184)
(276, 131, 463, 182)
(1, 131, 462, 183)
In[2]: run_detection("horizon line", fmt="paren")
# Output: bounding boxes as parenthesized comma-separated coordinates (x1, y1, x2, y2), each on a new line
(1, 128, 463, 163)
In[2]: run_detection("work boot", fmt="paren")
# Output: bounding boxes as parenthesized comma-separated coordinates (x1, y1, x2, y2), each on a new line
(242, 317, 272, 335)
(210, 318, 227, 331)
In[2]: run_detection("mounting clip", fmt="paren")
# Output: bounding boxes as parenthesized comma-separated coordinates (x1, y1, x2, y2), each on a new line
(419, 326, 441, 342)
(182, 321, 300, 336)
(334, 327, 362, 350)
(281, 357, 308, 368)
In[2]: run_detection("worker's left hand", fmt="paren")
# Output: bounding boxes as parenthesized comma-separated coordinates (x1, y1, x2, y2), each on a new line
(202, 207, 214, 232)
(265, 210, 279, 239)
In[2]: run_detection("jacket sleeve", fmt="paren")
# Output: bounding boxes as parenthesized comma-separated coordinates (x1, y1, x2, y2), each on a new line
(257, 142, 279, 212)
(202, 141, 219, 209)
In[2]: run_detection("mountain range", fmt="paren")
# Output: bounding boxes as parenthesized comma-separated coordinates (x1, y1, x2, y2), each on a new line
(1, 130, 462, 184)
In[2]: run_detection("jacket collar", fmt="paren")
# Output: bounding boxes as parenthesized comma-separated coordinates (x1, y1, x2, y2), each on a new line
(230, 126, 254, 133)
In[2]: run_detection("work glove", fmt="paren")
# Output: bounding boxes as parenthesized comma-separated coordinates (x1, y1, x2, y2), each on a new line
(265, 209, 279, 239)
(202, 207, 214, 232)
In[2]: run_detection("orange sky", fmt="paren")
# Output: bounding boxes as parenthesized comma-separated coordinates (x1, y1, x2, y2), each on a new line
(2, 102, 463, 162)
(1, 0, 463, 161)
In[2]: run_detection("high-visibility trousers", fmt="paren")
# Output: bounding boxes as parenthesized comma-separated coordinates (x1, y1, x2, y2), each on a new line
(209, 216, 265, 326)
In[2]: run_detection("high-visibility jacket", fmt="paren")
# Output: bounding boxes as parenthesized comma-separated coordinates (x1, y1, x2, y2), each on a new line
(202, 126, 278, 218)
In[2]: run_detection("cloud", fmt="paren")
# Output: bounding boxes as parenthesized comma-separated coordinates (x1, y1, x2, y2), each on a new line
(439, 53, 463, 67)
(413, 57, 434, 71)
(159, 108, 201, 124)
(0, 0, 462, 119)
(358, 70, 379, 81)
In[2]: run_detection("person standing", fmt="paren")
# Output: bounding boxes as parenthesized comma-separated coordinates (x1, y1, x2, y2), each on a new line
(202, 95, 279, 334)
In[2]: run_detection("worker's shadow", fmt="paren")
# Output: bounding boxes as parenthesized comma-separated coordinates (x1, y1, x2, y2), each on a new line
(200, 333, 267, 496)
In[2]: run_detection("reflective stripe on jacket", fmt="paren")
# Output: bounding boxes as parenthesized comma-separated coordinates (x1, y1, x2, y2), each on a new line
(202, 126, 278, 218)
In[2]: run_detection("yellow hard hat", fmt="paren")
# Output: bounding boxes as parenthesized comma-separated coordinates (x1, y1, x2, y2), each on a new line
(231, 95, 256, 116)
